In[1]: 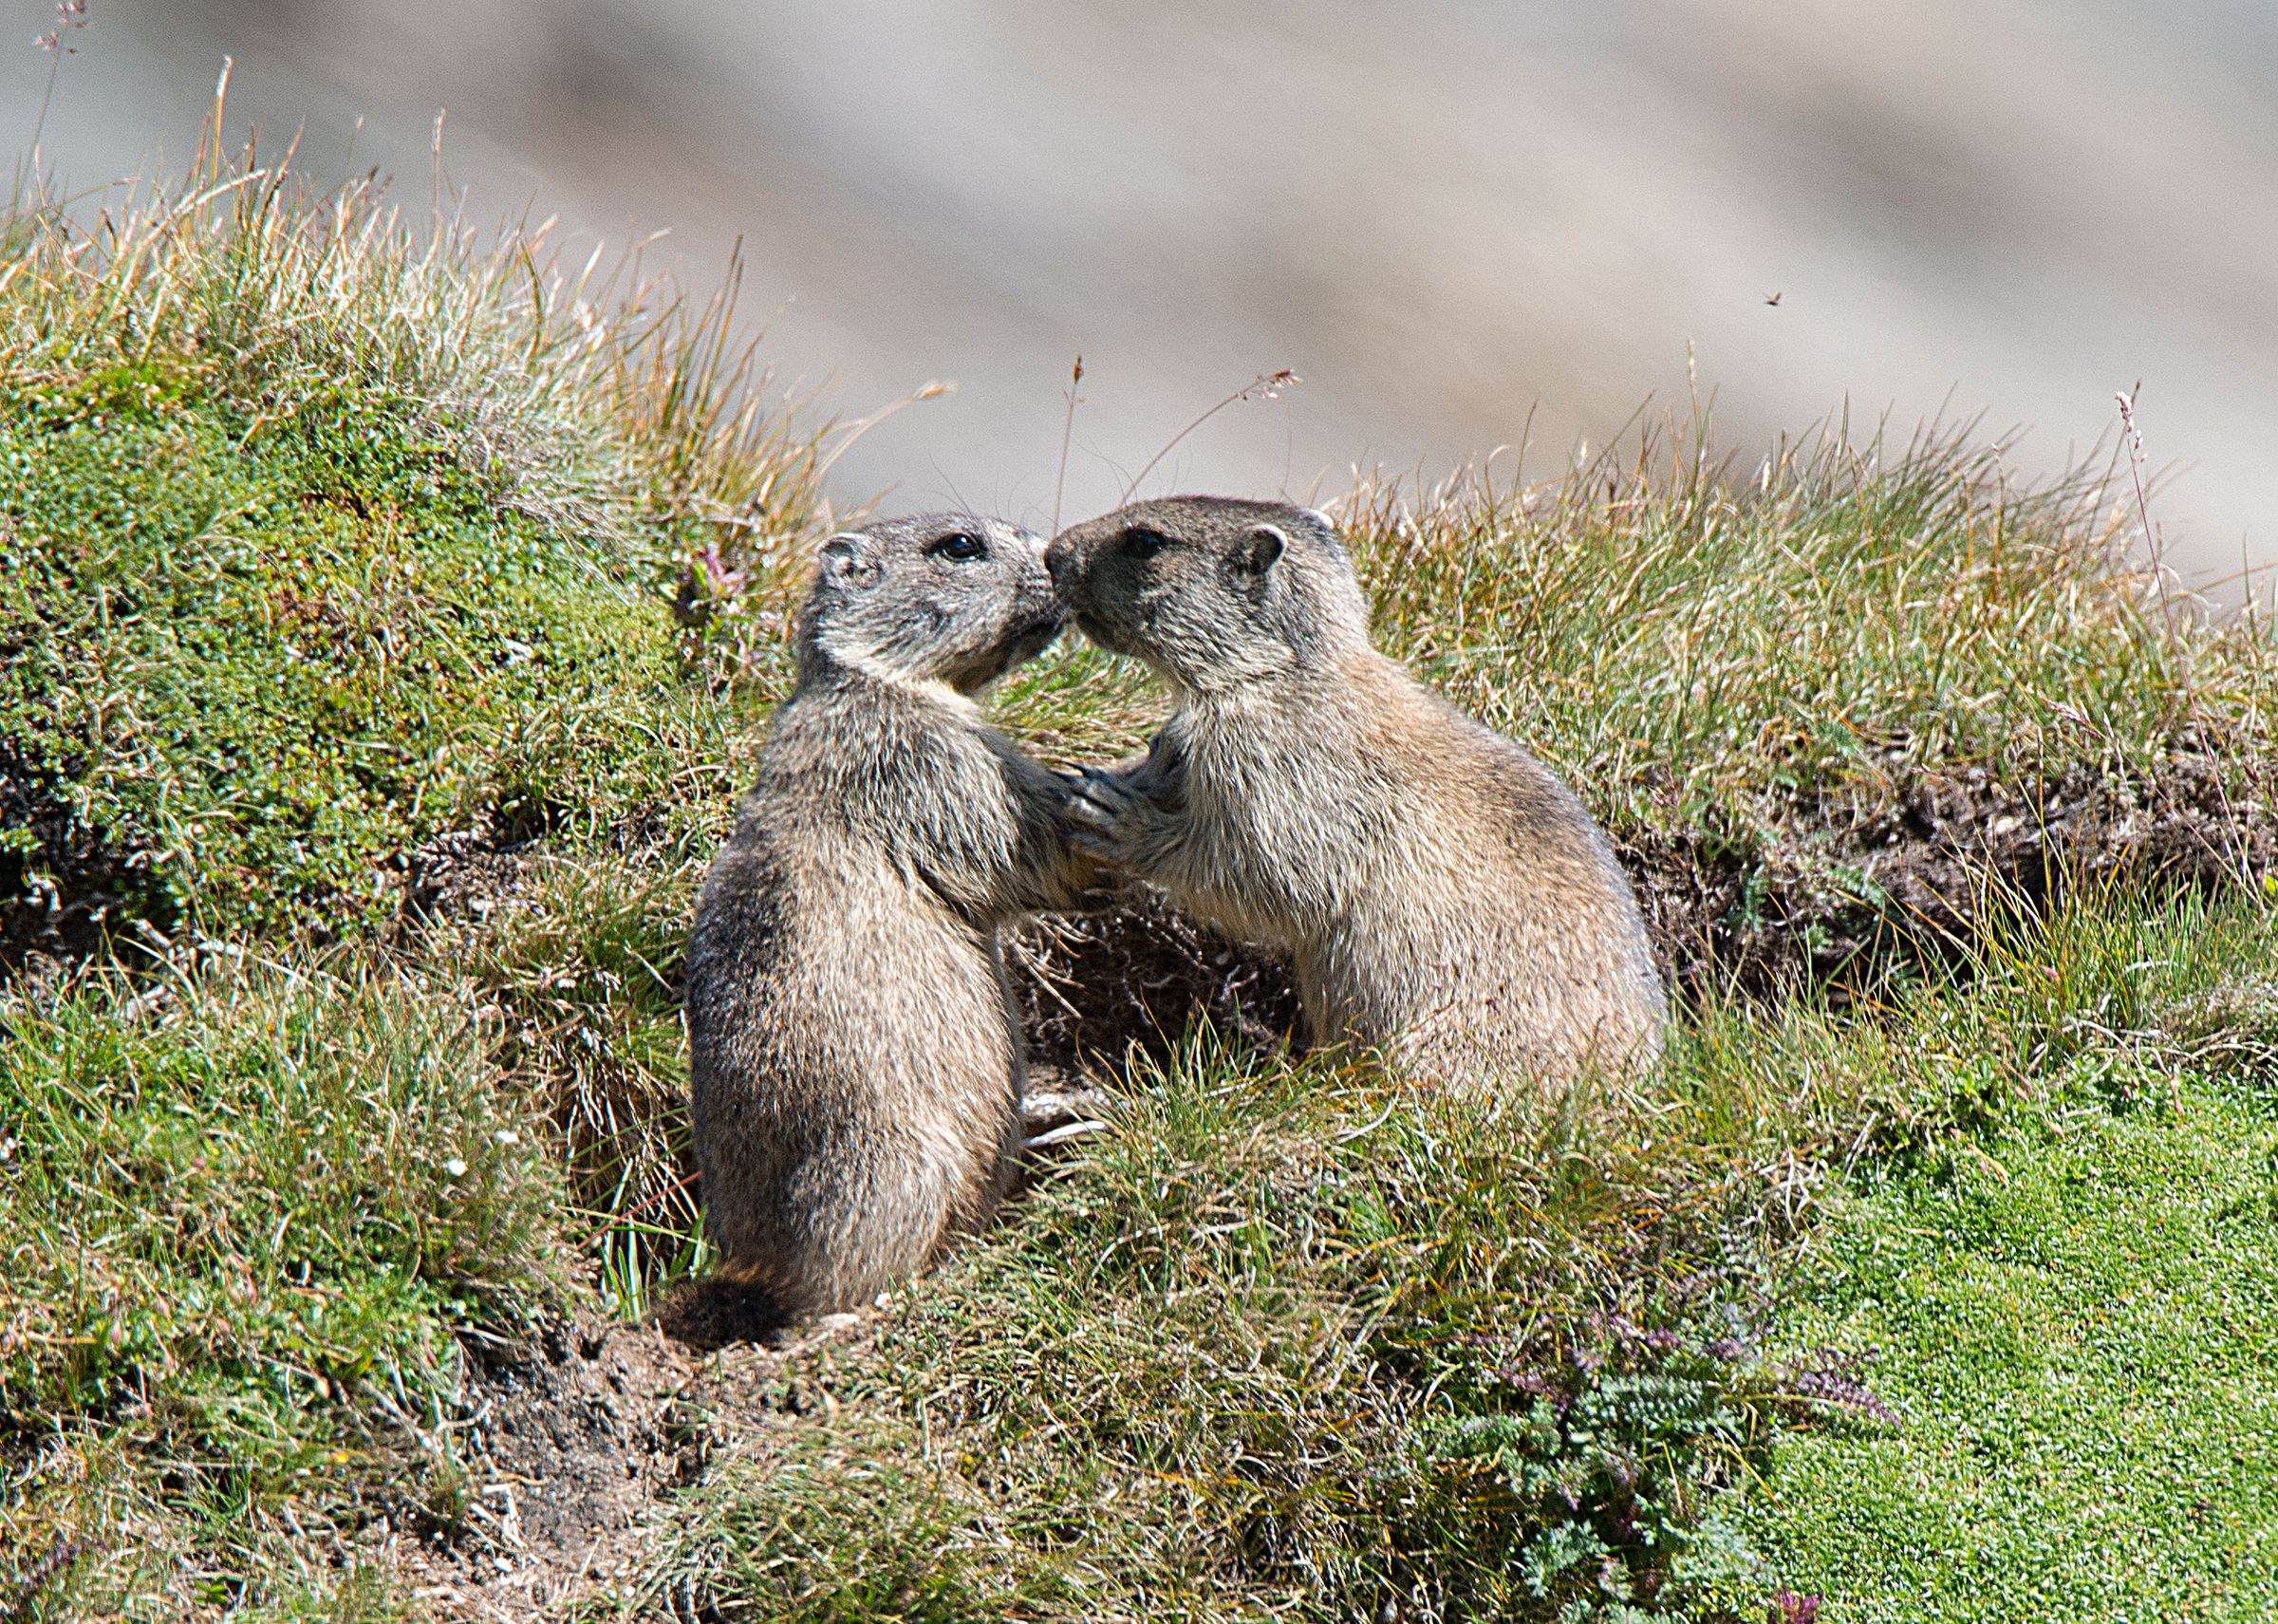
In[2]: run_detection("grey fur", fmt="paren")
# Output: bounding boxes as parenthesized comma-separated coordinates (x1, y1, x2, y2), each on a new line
(684, 513, 1092, 1320)
(1047, 495, 1666, 1088)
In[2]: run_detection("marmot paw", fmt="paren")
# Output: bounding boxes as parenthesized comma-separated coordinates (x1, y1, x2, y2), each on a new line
(1055, 765, 1142, 856)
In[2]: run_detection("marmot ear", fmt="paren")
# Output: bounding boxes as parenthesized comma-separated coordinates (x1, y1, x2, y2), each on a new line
(820, 532, 882, 590)
(1238, 524, 1287, 577)
(1295, 507, 1350, 559)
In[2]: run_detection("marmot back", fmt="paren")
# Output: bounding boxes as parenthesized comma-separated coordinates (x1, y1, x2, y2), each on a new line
(684, 513, 1092, 1323)
(1045, 495, 1664, 1088)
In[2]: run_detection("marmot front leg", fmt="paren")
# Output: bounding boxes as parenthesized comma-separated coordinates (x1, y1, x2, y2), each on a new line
(982, 755, 1130, 913)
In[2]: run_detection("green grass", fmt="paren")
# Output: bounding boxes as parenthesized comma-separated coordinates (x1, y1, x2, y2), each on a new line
(0, 141, 826, 955)
(0, 359, 687, 937)
(3, 136, 2278, 1624)
(0, 956, 561, 1618)
(452, 849, 724, 1302)
(631, 1042, 1794, 1622)
(0, 140, 826, 1363)
(0, 141, 819, 1617)
(1346, 440, 2275, 830)
(1743, 1028, 2278, 1617)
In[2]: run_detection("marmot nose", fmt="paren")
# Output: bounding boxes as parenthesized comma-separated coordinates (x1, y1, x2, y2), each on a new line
(1043, 540, 1074, 590)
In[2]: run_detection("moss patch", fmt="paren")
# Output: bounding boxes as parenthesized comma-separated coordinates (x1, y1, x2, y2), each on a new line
(0, 358, 686, 950)
(1743, 1072, 2278, 1622)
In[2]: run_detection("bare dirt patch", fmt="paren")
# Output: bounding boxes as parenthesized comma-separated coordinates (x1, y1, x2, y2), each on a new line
(0, 745, 165, 971)
(1009, 889, 1304, 1072)
(397, 824, 543, 931)
(375, 1315, 701, 1620)
(1634, 745, 2276, 998)
(375, 1307, 831, 1622)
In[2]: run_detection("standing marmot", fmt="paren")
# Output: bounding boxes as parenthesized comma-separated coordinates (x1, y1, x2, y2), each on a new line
(1046, 496, 1664, 1088)
(684, 513, 1092, 1321)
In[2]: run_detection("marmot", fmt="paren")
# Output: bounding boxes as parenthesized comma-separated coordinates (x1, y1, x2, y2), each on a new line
(684, 513, 1092, 1321)
(1045, 495, 1664, 1088)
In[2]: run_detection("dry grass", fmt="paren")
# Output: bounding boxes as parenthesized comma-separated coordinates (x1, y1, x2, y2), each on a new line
(0, 85, 829, 611)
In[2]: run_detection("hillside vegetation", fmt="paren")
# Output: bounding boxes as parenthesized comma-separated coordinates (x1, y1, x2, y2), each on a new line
(3, 144, 2276, 1623)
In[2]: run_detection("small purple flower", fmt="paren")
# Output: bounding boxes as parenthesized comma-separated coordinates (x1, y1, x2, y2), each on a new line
(1769, 1590, 1821, 1624)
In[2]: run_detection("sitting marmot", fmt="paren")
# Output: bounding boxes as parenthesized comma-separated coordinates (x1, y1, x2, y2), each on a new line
(684, 513, 1092, 1320)
(1046, 496, 1664, 1088)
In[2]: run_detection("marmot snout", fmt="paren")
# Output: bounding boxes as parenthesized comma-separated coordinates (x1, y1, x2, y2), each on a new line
(685, 513, 1093, 1323)
(1048, 495, 1665, 1089)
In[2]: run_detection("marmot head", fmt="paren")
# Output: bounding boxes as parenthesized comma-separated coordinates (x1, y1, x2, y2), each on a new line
(1046, 496, 1371, 691)
(798, 513, 1063, 694)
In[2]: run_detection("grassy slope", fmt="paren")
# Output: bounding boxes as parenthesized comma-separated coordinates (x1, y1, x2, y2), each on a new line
(0, 155, 823, 954)
(1735, 902, 2278, 1623)
(0, 359, 680, 937)
(626, 899, 2278, 1624)
(0, 153, 821, 1618)
(3, 151, 2277, 1621)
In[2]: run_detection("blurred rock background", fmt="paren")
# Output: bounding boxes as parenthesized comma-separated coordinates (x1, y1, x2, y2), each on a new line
(8, 0, 2272, 586)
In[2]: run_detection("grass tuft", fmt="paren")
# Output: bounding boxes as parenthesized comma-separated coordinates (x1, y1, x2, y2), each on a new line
(994, 421, 2277, 929)
(1346, 423, 2271, 817)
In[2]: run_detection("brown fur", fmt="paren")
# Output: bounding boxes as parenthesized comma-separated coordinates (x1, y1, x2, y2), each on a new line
(684, 513, 1092, 1322)
(1047, 495, 1665, 1087)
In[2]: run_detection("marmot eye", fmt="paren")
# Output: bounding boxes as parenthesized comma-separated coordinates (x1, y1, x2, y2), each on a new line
(1120, 527, 1171, 561)
(929, 532, 987, 563)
